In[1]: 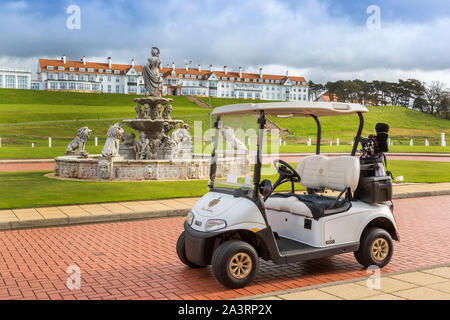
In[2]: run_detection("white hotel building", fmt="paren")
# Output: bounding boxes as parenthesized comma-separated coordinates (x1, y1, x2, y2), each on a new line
(0, 68, 32, 90)
(34, 55, 309, 101)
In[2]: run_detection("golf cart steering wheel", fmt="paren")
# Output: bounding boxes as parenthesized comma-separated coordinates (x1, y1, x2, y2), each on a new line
(272, 159, 301, 193)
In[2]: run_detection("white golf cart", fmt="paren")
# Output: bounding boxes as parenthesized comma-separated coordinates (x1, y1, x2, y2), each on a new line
(176, 101, 399, 289)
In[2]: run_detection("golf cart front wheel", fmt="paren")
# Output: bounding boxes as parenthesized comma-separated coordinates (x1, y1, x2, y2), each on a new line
(212, 240, 259, 289)
(176, 231, 204, 268)
(354, 227, 393, 268)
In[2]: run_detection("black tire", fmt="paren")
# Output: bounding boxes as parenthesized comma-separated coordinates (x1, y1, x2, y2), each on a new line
(211, 240, 259, 289)
(354, 227, 393, 268)
(176, 231, 204, 268)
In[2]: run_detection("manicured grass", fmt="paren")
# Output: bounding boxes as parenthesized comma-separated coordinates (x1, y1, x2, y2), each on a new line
(1, 90, 449, 157)
(0, 160, 448, 209)
(200, 97, 450, 146)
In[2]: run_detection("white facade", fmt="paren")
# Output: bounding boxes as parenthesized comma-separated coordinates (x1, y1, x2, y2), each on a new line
(34, 56, 309, 101)
(0, 68, 31, 90)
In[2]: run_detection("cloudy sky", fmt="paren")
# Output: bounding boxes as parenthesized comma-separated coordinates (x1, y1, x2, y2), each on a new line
(1, 0, 449, 85)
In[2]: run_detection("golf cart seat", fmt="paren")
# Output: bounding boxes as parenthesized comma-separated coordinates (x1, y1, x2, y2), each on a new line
(265, 155, 360, 219)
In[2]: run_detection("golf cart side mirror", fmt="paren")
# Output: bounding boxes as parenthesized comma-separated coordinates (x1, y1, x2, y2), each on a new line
(259, 179, 273, 199)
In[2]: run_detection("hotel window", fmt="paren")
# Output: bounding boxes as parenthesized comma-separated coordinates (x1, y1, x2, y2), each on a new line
(245, 78, 249, 82)
(116, 85, 120, 93)
(79, 75, 85, 81)
(108, 76, 111, 82)
(60, 83, 67, 90)
(98, 69, 103, 73)
(275, 80, 280, 84)
(116, 77, 120, 83)
(88, 68, 94, 72)
(69, 67, 74, 71)
(6, 75, 15, 88)
(59, 73, 64, 80)
(89, 75, 95, 81)
(114, 70, 120, 74)
(253, 79, 256, 82)
(47, 66, 54, 70)
(185, 74, 190, 78)
(0, 75, 3, 88)
(58, 66, 65, 71)
(221, 77, 227, 80)
(79, 68, 85, 72)
(50, 82, 57, 89)
(106, 69, 112, 73)
(69, 74, 75, 80)
(198, 76, 202, 80)
(18, 76, 27, 89)
(108, 85, 112, 93)
(69, 83, 76, 90)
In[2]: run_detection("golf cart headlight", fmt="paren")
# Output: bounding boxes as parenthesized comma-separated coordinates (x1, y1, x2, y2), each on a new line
(205, 219, 227, 232)
(186, 211, 194, 225)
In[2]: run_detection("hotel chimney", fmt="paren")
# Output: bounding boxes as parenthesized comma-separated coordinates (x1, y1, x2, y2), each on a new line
(185, 63, 189, 71)
(198, 64, 202, 72)
(224, 66, 227, 75)
(172, 62, 175, 71)
(238, 66, 242, 78)
(209, 64, 213, 72)
(108, 57, 112, 69)
(259, 67, 263, 79)
(286, 70, 289, 77)
(131, 59, 135, 67)
(82, 56, 86, 65)
(62, 54, 67, 64)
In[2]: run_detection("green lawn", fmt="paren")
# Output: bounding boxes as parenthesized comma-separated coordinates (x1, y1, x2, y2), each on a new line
(200, 97, 450, 147)
(0, 160, 448, 209)
(0, 90, 449, 157)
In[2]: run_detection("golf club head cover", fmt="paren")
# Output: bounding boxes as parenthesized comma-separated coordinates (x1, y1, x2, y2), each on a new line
(375, 123, 389, 153)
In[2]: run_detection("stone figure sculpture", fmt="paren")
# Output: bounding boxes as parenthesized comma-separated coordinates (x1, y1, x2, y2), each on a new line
(121, 132, 136, 146)
(65, 126, 92, 157)
(134, 105, 144, 119)
(142, 47, 163, 97)
(163, 104, 173, 120)
(221, 127, 248, 151)
(101, 123, 125, 158)
(134, 132, 156, 160)
(171, 124, 192, 149)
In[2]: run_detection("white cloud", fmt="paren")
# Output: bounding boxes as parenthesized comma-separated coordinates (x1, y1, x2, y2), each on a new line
(0, 0, 449, 86)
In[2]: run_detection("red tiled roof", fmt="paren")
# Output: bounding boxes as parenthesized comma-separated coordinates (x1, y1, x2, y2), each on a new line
(40, 58, 307, 86)
(39, 59, 142, 75)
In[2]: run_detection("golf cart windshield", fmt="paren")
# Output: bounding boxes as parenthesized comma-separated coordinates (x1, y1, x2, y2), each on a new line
(209, 115, 259, 192)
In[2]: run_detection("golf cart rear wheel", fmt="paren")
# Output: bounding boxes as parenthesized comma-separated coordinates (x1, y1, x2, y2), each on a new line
(212, 240, 259, 289)
(176, 231, 204, 268)
(354, 227, 393, 268)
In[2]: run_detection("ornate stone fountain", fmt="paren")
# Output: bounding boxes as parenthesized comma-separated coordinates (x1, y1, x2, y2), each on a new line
(54, 47, 249, 181)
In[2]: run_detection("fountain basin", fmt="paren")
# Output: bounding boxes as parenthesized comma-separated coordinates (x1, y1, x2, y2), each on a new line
(122, 119, 183, 140)
(54, 154, 250, 181)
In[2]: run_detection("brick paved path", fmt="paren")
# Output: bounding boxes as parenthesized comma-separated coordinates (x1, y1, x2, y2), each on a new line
(0, 196, 449, 300)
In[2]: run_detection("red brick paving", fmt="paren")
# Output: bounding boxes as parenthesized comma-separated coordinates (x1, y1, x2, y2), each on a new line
(0, 195, 449, 300)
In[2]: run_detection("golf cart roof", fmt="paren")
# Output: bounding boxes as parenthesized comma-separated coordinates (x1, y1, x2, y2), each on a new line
(212, 101, 368, 117)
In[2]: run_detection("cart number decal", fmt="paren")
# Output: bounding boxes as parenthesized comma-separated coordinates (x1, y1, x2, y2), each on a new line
(325, 239, 335, 245)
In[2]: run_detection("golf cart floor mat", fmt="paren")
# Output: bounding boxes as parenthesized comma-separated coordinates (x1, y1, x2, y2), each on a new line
(271, 193, 350, 219)
(276, 236, 316, 254)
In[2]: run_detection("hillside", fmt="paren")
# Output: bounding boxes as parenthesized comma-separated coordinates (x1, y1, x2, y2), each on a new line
(0, 90, 448, 158)
(200, 97, 450, 145)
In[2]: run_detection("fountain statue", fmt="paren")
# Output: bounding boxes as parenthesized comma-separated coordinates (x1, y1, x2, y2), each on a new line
(122, 47, 184, 160)
(54, 46, 249, 181)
